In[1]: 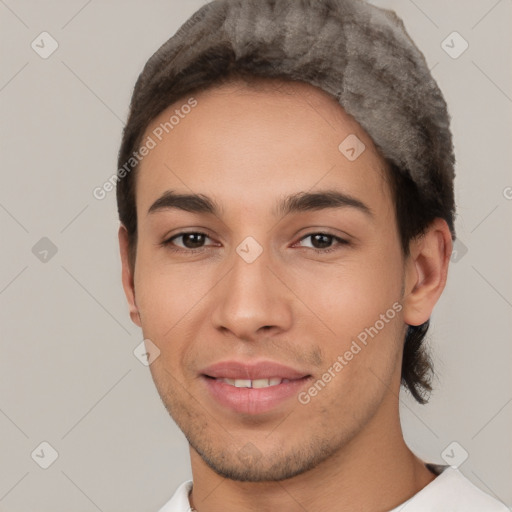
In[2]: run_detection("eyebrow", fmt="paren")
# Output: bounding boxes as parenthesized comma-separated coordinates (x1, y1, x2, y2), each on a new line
(147, 189, 373, 219)
(148, 191, 220, 216)
(275, 190, 373, 219)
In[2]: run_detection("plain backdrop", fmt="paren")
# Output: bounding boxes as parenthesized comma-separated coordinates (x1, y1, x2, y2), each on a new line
(1, 1, 511, 511)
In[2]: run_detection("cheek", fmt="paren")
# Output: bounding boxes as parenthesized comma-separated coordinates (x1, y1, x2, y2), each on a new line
(287, 234, 405, 392)
(290, 248, 403, 340)
(133, 247, 198, 340)
(133, 246, 222, 375)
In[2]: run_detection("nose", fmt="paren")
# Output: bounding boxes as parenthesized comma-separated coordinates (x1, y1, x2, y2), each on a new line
(210, 247, 293, 341)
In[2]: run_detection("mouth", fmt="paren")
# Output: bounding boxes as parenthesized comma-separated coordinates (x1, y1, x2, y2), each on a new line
(199, 360, 312, 414)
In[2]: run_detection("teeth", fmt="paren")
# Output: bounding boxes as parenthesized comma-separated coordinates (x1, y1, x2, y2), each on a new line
(252, 378, 274, 388)
(218, 378, 284, 388)
(234, 379, 252, 388)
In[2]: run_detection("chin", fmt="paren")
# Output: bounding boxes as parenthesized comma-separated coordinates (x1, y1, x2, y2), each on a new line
(187, 434, 336, 482)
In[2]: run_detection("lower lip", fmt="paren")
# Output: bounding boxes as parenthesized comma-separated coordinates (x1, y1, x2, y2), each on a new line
(202, 376, 311, 415)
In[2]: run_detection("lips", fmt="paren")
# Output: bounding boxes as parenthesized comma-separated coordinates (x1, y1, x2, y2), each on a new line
(200, 360, 311, 414)
(201, 360, 308, 381)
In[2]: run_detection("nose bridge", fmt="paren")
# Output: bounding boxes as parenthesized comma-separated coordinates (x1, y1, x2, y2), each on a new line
(211, 243, 292, 338)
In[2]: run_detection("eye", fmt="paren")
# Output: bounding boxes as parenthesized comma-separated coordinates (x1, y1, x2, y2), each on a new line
(295, 232, 349, 253)
(162, 231, 216, 251)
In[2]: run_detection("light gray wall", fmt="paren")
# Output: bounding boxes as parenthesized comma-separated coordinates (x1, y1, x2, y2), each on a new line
(1, 1, 510, 510)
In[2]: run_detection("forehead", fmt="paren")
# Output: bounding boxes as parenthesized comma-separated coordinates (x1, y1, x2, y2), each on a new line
(135, 78, 392, 218)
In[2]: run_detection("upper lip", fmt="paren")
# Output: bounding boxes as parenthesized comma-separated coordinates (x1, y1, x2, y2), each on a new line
(201, 360, 310, 380)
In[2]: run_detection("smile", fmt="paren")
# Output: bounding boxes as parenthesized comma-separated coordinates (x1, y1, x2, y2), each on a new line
(215, 377, 291, 388)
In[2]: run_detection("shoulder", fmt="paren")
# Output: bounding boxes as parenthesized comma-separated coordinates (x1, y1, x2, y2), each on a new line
(157, 480, 193, 512)
(392, 467, 508, 511)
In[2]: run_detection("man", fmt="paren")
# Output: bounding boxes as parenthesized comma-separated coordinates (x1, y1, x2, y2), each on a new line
(116, 0, 507, 510)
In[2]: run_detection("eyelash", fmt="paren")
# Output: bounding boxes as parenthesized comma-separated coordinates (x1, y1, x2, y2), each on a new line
(161, 231, 349, 255)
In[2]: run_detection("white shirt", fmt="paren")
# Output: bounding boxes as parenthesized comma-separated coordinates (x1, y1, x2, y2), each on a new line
(158, 467, 508, 511)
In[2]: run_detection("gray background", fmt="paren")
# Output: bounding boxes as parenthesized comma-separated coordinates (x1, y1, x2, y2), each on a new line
(1, 0, 511, 510)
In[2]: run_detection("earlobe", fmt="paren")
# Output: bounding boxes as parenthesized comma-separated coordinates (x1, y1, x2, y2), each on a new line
(402, 219, 453, 327)
(118, 225, 142, 328)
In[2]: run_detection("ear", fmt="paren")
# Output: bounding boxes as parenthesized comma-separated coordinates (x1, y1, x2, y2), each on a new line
(118, 225, 141, 327)
(402, 218, 453, 326)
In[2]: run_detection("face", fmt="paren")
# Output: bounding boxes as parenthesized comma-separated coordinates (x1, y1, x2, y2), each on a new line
(123, 79, 412, 481)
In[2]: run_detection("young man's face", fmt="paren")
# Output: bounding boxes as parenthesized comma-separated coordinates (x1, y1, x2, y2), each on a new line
(120, 80, 427, 481)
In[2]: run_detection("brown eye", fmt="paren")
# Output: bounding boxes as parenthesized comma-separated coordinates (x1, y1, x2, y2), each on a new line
(309, 233, 334, 249)
(180, 233, 207, 248)
(296, 232, 349, 253)
(164, 232, 213, 250)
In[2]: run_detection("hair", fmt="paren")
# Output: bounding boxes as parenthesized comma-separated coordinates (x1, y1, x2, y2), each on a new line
(116, 0, 456, 404)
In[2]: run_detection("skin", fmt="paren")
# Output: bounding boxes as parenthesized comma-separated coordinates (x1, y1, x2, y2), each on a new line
(119, 78, 452, 512)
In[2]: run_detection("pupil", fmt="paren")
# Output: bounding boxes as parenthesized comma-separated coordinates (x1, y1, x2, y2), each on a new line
(312, 234, 332, 249)
(184, 233, 205, 248)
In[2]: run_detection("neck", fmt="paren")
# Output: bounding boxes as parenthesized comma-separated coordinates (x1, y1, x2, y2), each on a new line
(188, 396, 436, 512)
